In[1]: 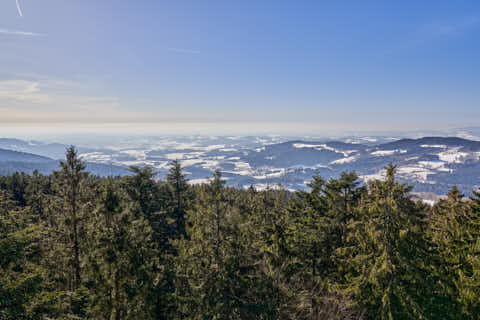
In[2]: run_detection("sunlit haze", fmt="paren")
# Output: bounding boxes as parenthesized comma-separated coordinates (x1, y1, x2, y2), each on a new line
(1, 1, 479, 134)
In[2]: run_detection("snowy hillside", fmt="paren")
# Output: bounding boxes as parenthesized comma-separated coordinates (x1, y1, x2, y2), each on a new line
(1, 134, 480, 195)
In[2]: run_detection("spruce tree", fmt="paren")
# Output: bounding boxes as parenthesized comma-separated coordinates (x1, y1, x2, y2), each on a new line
(431, 186, 480, 318)
(53, 146, 89, 290)
(7, 172, 28, 207)
(289, 176, 331, 317)
(125, 166, 181, 318)
(250, 186, 292, 318)
(174, 171, 273, 319)
(341, 164, 433, 319)
(466, 188, 480, 317)
(124, 166, 161, 219)
(85, 179, 159, 319)
(167, 159, 190, 238)
(25, 170, 46, 220)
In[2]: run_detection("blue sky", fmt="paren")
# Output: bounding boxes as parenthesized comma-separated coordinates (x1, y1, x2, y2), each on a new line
(0, 1, 479, 134)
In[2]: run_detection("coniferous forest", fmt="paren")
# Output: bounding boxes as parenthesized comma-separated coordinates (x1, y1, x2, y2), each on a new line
(1, 146, 479, 320)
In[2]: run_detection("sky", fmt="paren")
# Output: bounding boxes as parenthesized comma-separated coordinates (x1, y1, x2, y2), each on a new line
(0, 1, 479, 135)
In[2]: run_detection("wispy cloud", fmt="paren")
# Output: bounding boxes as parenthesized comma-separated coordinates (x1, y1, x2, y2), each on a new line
(0, 80, 50, 104)
(0, 78, 119, 108)
(16, 0, 23, 17)
(0, 28, 43, 36)
(167, 47, 201, 54)
(0, 77, 136, 123)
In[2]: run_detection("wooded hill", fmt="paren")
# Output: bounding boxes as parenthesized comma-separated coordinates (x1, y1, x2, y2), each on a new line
(1, 147, 479, 319)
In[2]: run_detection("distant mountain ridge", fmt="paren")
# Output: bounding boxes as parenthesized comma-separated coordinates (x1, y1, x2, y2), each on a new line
(0, 138, 100, 160)
(1, 135, 480, 196)
(379, 137, 480, 150)
(0, 147, 131, 177)
(0, 148, 52, 163)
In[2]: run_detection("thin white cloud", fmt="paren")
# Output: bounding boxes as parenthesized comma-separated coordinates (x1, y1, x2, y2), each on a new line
(167, 47, 201, 54)
(0, 80, 50, 104)
(0, 77, 133, 123)
(0, 28, 43, 36)
(0, 79, 120, 108)
(16, 0, 23, 17)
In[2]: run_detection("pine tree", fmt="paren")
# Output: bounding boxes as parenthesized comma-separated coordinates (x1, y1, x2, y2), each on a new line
(85, 179, 159, 319)
(289, 176, 331, 317)
(287, 174, 366, 319)
(12, 172, 29, 207)
(431, 186, 480, 318)
(53, 146, 89, 290)
(341, 164, 433, 319)
(25, 170, 47, 220)
(249, 186, 292, 319)
(124, 166, 179, 318)
(174, 171, 273, 319)
(466, 188, 480, 317)
(167, 159, 190, 238)
(0, 194, 44, 319)
(123, 166, 161, 219)
(324, 172, 366, 235)
(3, 157, 480, 318)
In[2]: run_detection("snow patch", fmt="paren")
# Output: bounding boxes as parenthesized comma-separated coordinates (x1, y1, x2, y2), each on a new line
(397, 166, 433, 182)
(188, 178, 211, 185)
(455, 132, 480, 141)
(121, 149, 147, 160)
(166, 153, 187, 160)
(80, 152, 113, 163)
(181, 159, 205, 167)
(231, 161, 253, 176)
(421, 145, 447, 149)
(422, 199, 436, 206)
(360, 170, 386, 182)
(331, 155, 358, 164)
(248, 184, 284, 191)
(418, 161, 451, 172)
(371, 149, 407, 156)
(405, 156, 419, 161)
(201, 160, 221, 171)
(437, 148, 470, 163)
(293, 143, 357, 157)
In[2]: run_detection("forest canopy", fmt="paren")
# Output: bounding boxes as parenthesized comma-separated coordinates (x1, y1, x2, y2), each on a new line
(1, 147, 479, 320)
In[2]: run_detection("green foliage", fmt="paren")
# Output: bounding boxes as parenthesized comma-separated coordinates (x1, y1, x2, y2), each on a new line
(339, 165, 436, 319)
(430, 186, 480, 318)
(0, 203, 42, 319)
(287, 173, 366, 319)
(1, 149, 480, 319)
(174, 171, 274, 319)
(166, 159, 191, 238)
(85, 179, 159, 319)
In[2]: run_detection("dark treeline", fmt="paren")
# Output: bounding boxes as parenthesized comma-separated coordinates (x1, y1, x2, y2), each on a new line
(1, 147, 479, 320)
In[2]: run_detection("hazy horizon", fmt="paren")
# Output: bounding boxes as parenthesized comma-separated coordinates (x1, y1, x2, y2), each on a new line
(1, 122, 479, 141)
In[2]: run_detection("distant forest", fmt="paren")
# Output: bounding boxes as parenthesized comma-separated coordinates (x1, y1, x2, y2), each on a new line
(1, 147, 479, 320)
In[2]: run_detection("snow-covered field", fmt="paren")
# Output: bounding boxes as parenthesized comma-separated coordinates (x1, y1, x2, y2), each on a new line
(3, 133, 480, 196)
